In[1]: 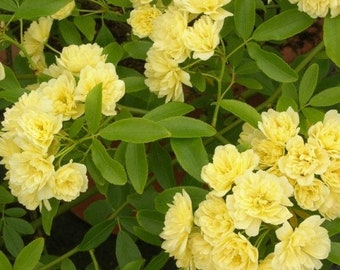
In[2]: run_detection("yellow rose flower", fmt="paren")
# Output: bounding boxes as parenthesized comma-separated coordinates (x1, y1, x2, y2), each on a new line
(278, 136, 330, 186)
(183, 15, 223, 60)
(294, 179, 330, 211)
(319, 190, 340, 219)
(130, 0, 153, 8)
(0, 62, 5, 81)
(212, 232, 258, 270)
(322, 158, 340, 193)
(160, 190, 194, 269)
(75, 62, 125, 116)
(238, 122, 265, 148)
(258, 107, 299, 146)
(51, 0, 75, 20)
(252, 138, 285, 169)
(194, 193, 234, 245)
(308, 110, 340, 158)
(127, 5, 162, 38)
(201, 144, 259, 196)
(52, 162, 88, 201)
(258, 253, 275, 270)
(226, 170, 293, 236)
(289, 0, 336, 17)
(56, 43, 107, 74)
(145, 47, 192, 102)
(0, 134, 21, 169)
(272, 215, 331, 270)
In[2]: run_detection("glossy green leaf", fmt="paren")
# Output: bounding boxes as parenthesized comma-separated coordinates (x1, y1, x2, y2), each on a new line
(234, 0, 255, 39)
(13, 238, 44, 270)
(85, 155, 106, 186)
(78, 219, 116, 251)
(91, 139, 127, 185)
(308, 87, 340, 107)
(328, 242, 340, 265)
(4, 208, 26, 218)
(191, 72, 206, 92)
(41, 199, 59, 235)
(144, 252, 169, 270)
(125, 143, 148, 194)
(0, 0, 17, 11)
(323, 218, 340, 237)
(128, 190, 158, 210)
(3, 224, 24, 257)
(0, 186, 15, 204)
(155, 186, 209, 214)
(247, 42, 298, 83)
(158, 116, 216, 138)
(100, 118, 170, 143)
(15, 0, 72, 18)
(96, 25, 116, 47)
(122, 259, 145, 270)
(144, 101, 194, 121)
(299, 63, 319, 107)
(0, 67, 25, 103)
(85, 83, 102, 133)
(123, 76, 147, 93)
(84, 200, 112, 225)
(0, 250, 12, 270)
(149, 142, 175, 189)
(116, 231, 142, 268)
(220, 99, 261, 127)
(68, 117, 85, 138)
(133, 226, 162, 246)
(324, 16, 340, 67)
(58, 19, 82, 45)
(123, 41, 152, 60)
(276, 95, 298, 112)
(104, 42, 125, 65)
(137, 210, 164, 236)
(301, 107, 325, 126)
(6, 217, 34, 235)
(253, 9, 314, 41)
(170, 138, 209, 182)
(74, 16, 96, 41)
(236, 77, 263, 90)
(60, 259, 76, 270)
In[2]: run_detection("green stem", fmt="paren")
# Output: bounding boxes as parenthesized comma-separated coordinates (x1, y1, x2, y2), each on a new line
(294, 40, 325, 73)
(89, 249, 100, 270)
(117, 104, 149, 115)
(39, 246, 79, 270)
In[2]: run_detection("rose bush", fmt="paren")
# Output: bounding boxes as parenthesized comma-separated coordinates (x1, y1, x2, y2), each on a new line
(0, 0, 339, 269)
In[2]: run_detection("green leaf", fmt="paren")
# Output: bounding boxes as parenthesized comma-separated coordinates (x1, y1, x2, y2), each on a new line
(123, 76, 147, 93)
(144, 252, 169, 270)
(155, 186, 209, 214)
(3, 224, 24, 257)
(137, 210, 164, 236)
(0, 0, 17, 11)
(122, 259, 145, 270)
(123, 41, 152, 60)
(0, 66, 22, 91)
(116, 231, 142, 268)
(236, 77, 263, 90)
(328, 242, 340, 265)
(299, 63, 319, 107)
(0, 250, 12, 270)
(253, 9, 314, 41)
(58, 19, 82, 45)
(247, 42, 298, 83)
(74, 16, 96, 41)
(100, 118, 170, 143)
(276, 95, 298, 112)
(144, 101, 194, 121)
(158, 116, 216, 138)
(91, 139, 127, 185)
(106, 0, 132, 7)
(103, 42, 125, 65)
(149, 142, 175, 189)
(60, 259, 76, 270)
(96, 25, 115, 47)
(324, 16, 340, 67)
(4, 208, 26, 218)
(84, 200, 112, 225)
(5, 217, 34, 235)
(220, 99, 261, 127)
(85, 156, 106, 186)
(133, 226, 162, 246)
(301, 107, 325, 126)
(0, 186, 15, 204)
(190, 72, 206, 92)
(128, 190, 158, 210)
(15, 0, 72, 19)
(85, 83, 102, 133)
(78, 219, 116, 251)
(308, 87, 340, 107)
(170, 138, 209, 181)
(323, 218, 340, 237)
(13, 238, 44, 270)
(234, 0, 255, 39)
(125, 143, 148, 194)
(41, 199, 60, 235)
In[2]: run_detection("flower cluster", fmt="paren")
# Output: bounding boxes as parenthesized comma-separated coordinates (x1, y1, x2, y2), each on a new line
(160, 107, 337, 269)
(127, 0, 232, 102)
(288, 0, 340, 18)
(0, 42, 125, 210)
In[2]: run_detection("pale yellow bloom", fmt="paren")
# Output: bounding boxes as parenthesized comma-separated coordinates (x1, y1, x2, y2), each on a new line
(272, 215, 330, 270)
(150, 7, 189, 62)
(130, 0, 153, 8)
(194, 193, 234, 245)
(294, 179, 330, 211)
(322, 158, 340, 193)
(52, 162, 88, 201)
(330, 0, 340, 17)
(160, 190, 194, 269)
(51, 0, 75, 20)
(173, 0, 233, 20)
(226, 170, 293, 236)
(75, 62, 125, 116)
(145, 47, 192, 102)
(0, 62, 5, 81)
(189, 228, 216, 270)
(252, 138, 285, 170)
(56, 43, 107, 74)
(238, 122, 265, 147)
(258, 107, 299, 146)
(212, 232, 258, 270)
(201, 144, 259, 196)
(258, 253, 275, 270)
(278, 136, 330, 186)
(319, 190, 340, 219)
(289, 0, 338, 17)
(0, 133, 21, 169)
(8, 152, 55, 210)
(308, 110, 340, 158)
(183, 15, 223, 60)
(127, 5, 162, 38)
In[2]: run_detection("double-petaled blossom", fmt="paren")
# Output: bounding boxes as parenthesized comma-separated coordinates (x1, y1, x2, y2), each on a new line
(288, 0, 339, 18)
